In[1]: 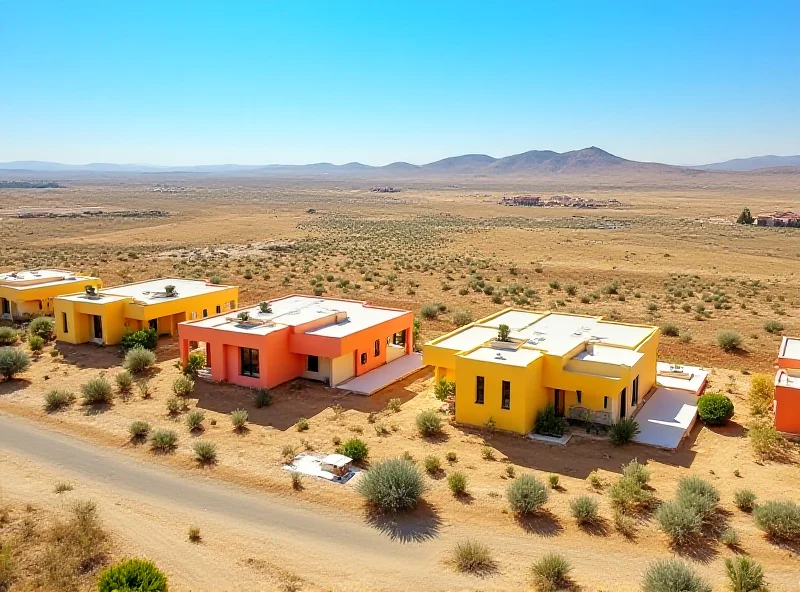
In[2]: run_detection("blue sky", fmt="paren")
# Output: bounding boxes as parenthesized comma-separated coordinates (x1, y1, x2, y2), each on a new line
(1, 1, 798, 166)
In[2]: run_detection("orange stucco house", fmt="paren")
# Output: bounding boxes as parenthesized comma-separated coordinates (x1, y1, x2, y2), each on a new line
(178, 295, 414, 391)
(774, 336, 800, 435)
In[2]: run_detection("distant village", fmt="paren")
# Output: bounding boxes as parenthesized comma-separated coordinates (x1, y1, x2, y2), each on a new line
(500, 194, 625, 209)
(756, 211, 800, 227)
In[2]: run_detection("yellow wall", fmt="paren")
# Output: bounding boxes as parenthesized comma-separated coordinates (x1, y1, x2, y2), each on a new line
(0, 278, 102, 319)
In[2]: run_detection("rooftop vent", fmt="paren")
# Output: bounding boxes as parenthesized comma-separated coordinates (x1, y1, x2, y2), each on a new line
(494, 352, 506, 360)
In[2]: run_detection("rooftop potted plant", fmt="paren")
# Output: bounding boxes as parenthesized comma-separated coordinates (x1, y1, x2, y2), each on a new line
(258, 301, 272, 314)
(491, 323, 518, 350)
(237, 311, 250, 323)
(84, 285, 98, 297)
(164, 285, 176, 297)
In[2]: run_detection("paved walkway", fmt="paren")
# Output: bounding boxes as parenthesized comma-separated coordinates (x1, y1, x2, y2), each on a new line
(337, 353, 424, 395)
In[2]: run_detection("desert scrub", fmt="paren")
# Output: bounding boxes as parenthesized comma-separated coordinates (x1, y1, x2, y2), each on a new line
(97, 558, 168, 592)
(80, 376, 113, 405)
(449, 539, 494, 574)
(621, 458, 650, 486)
(764, 319, 784, 334)
(28, 316, 55, 340)
(193, 440, 217, 463)
(660, 322, 680, 337)
(420, 303, 439, 320)
(609, 418, 640, 445)
(185, 409, 206, 432)
(416, 409, 443, 436)
(172, 375, 195, 397)
(753, 500, 800, 540)
(150, 429, 178, 452)
(0, 326, 18, 345)
(115, 370, 133, 393)
(548, 473, 559, 488)
(295, 417, 309, 431)
(129, 420, 151, 440)
(182, 350, 206, 375)
(386, 397, 402, 412)
(231, 408, 249, 431)
(28, 335, 44, 352)
(507, 474, 548, 516)
(356, 458, 424, 513)
(676, 476, 720, 521)
(569, 495, 600, 525)
(734, 489, 757, 512)
(748, 420, 787, 461)
(252, 388, 272, 408)
(717, 329, 742, 352)
(433, 377, 455, 401)
(447, 471, 468, 496)
(725, 556, 765, 592)
(423, 455, 441, 474)
(641, 558, 710, 592)
(609, 474, 653, 515)
(748, 375, 774, 415)
(123, 346, 156, 373)
(530, 552, 571, 592)
(451, 309, 473, 327)
(336, 437, 368, 462)
(0, 346, 30, 380)
(44, 389, 75, 412)
(696, 391, 734, 425)
(165, 396, 183, 415)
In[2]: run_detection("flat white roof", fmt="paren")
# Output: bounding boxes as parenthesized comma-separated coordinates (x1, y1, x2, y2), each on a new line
(572, 344, 643, 366)
(432, 325, 499, 351)
(58, 278, 231, 304)
(187, 295, 406, 338)
(0, 269, 94, 289)
(780, 337, 800, 361)
(480, 310, 545, 331)
(656, 362, 709, 394)
(462, 346, 542, 367)
(777, 368, 800, 390)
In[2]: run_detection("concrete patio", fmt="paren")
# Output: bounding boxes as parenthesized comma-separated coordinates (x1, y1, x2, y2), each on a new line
(336, 353, 424, 395)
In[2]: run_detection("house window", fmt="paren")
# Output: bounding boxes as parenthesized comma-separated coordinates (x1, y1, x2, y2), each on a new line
(360, 352, 367, 365)
(475, 376, 485, 404)
(392, 330, 406, 346)
(191, 312, 197, 320)
(374, 339, 380, 357)
(216, 305, 221, 314)
(202, 309, 208, 318)
(501, 380, 511, 410)
(576, 390, 582, 404)
(229, 300, 235, 310)
(603, 396, 609, 410)
(240, 347, 259, 378)
(38, 300, 42, 310)
(632, 376, 640, 405)
(62, 312, 68, 333)
(149, 319, 158, 330)
(307, 355, 319, 373)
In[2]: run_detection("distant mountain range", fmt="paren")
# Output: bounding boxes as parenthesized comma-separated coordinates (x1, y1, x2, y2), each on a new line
(1, 147, 798, 176)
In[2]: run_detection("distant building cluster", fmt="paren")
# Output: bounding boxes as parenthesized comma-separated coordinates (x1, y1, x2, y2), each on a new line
(150, 186, 187, 193)
(500, 194, 624, 209)
(756, 211, 800, 227)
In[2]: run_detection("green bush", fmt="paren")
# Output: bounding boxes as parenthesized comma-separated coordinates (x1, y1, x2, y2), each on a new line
(337, 438, 368, 462)
(749, 420, 787, 461)
(124, 346, 156, 373)
(420, 303, 439, 320)
(28, 335, 44, 352)
(129, 420, 151, 440)
(183, 351, 206, 375)
(231, 408, 249, 431)
(609, 475, 654, 515)
(725, 556, 765, 592)
(357, 458, 424, 513)
(660, 322, 680, 337)
(0, 326, 18, 346)
(172, 375, 195, 397)
(697, 391, 734, 425)
(609, 418, 640, 445)
(81, 376, 114, 404)
(530, 552, 571, 592)
(416, 409, 443, 437)
(423, 455, 441, 474)
(677, 476, 720, 521)
(433, 377, 455, 401)
(121, 328, 159, 352)
(641, 558, 711, 592)
(447, 471, 468, 496)
(734, 489, 757, 512)
(252, 388, 272, 408)
(97, 558, 168, 592)
(451, 309, 473, 327)
(185, 410, 205, 431)
(165, 396, 182, 415)
(534, 404, 568, 437)
(507, 474, 548, 516)
(44, 389, 75, 412)
(450, 539, 494, 574)
(717, 329, 743, 352)
(621, 458, 651, 486)
(0, 347, 30, 380)
(115, 370, 133, 393)
(655, 499, 703, 545)
(570, 495, 600, 525)
(150, 429, 178, 452)
(28, 316, 55, 340)
(193, 440, 217, 463)
(753, 500, 800, 540)
(764, 319, 784, 334)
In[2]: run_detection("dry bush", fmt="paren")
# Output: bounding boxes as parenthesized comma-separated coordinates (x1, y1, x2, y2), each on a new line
(747, 374, 774, 416)
(43, 500, 109, 589)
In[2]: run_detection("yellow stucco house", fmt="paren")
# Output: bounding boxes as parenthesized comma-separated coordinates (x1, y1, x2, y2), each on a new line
(0, 269, 102, 320)
(423, 308, 660, 435)
(55, 278, 239, 346)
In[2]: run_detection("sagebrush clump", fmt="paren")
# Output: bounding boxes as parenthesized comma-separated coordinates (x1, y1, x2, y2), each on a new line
(356, 458, 424, 513)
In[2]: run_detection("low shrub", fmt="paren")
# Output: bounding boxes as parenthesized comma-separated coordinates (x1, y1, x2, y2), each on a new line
(121, 328, 158, 352)
(609, 475, 654, 515)
(185, 409, 205, 432)
(80, 376, 113, 404)
(124, 346, 156, 373)
(188, 526, 201, 542)
(337, 437, 369, 462)
(451, 309, 473, 327)
(721, 527, 739, 547)
(656, 500, 703, 545)
(28, 316, 55, 340)
(621, 458, 651, 486)
(252, 388, 272, 408)
(641, 558, 711, 592)
(165, 396, 182, 415)
(0, 347, 30, 380)
(530, 552, 571, 592)
(150, 429, 178, 452)
(183, 351, 206, 375)
(548, 473, 559, 488)
(386, 397, 402, 412)
(697, 391, 734, 425)
(450, 539, 494, 574)
(734, 489, 757, 512)
(725, 556, 765, 592)
(44, 389, 75, 411)
(748, 374, 774, 415)
(570, 495, 600, 525)
(423, 455, 440, 474)
(231, 408, 249, 431)
(447, 471, 468, 496)
(433, 377, 455, 401)
(660, 322, 680, 337)
(129, 420, 151, 440)
(295, 417, 309, 432)
(356, 458, 424, 513)
(193, 440, 217, 463)
(676, 475, 720, 522)
(416, 409, 443, 437)
(420, 303, 439, 320)
(534, 404, 568, 437)
(0, 326, 18, 345)
(753, 500, 800, 540)
(717, 329, 743, 352)
(115, 370, 133, 393)
(748, 420, 787, 461)
(764, 319, 784, 334)
(507, 474, 548, 515)
(172, 375, 195, 397)
(28, 335, 44, 352)
(97, 558, 168, 592)
(445, 451, 457, 463)
(609, 418, 640, 445)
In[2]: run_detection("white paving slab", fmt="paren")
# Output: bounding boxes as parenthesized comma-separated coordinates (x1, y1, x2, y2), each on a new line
(336, 353, 424, 395)
(633, 387, 698, 450)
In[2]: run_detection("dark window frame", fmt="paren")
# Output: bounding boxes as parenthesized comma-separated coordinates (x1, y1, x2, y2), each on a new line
(576, 390, 582, 404)
(603, 396, 609, 410)
(632, 375, 640, 405)
(475, 376, 485, 404)
(307, 355, 319, 373)
(374, 339, 380, 357)
(360, 352, 368, 365)
(501, 380, 511, 410)
(216, 305, 221, 314)
(62, 312, 68, 333)
(240, 347, 260, 378)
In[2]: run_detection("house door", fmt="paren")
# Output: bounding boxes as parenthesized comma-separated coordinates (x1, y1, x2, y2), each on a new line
(1, 298, 9, 315)
(93, 315, 103, 340)
(619, 387, 627, 419)
(554, 389, 565, 417)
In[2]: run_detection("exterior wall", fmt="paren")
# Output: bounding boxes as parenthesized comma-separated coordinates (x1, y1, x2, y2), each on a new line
(386, 342, 405, 363)
(331, 352, 355, 386)
(773, 382, 800, 435)
(56, 298, 127, 345)
(0, 278, 102, 320)
(454, 355, 547, 434)
(123, 286, 238, 324)
(301, 356, 332, 383)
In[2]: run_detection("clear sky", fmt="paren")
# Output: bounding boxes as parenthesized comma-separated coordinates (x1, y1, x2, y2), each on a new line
(1, 0, 798, 166)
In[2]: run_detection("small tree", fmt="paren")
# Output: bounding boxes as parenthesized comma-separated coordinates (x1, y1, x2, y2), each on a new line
(736, 207, 754, 225)
(434, 377, 455, 401)
(497, 323, 511, 342)
(28, 316, 55, 340)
